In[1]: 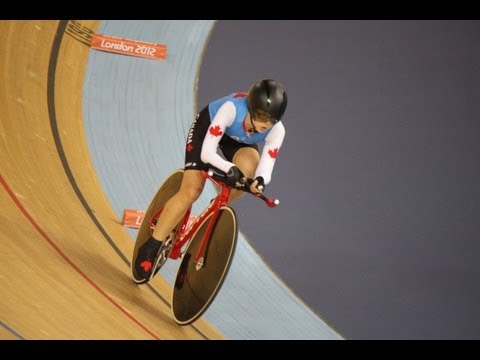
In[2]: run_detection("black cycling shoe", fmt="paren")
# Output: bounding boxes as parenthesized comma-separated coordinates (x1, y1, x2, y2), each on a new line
(135, 236, 163, 281)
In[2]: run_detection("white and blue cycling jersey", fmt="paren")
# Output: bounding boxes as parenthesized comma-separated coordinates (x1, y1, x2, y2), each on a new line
(201, 92, 285, 185)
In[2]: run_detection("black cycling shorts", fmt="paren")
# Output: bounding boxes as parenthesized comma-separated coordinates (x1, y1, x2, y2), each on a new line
(184, 106, 258, 171)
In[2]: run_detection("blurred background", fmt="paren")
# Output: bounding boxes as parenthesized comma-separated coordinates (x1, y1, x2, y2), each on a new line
(198, 20, 480, 339)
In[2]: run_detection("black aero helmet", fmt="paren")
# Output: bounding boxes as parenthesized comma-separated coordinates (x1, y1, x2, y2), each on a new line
(247, 79, 288, 123)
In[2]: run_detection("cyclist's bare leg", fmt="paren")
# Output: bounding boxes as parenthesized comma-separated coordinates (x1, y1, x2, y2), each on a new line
(152, 170, 206, 242)
(229, 147, 260, 204)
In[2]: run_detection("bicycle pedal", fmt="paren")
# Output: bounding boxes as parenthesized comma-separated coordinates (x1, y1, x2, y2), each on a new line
(150, 250, 167, 279)
(164, 236, 173, 247)
(155, 253, 167, 270)
(153, 242, 172, 271)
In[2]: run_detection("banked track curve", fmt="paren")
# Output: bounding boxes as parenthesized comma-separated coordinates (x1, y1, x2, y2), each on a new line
(0, 20, 221, 340)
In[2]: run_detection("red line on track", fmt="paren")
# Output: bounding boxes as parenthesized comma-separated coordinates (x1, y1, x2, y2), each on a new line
(0, 174, 161, 340)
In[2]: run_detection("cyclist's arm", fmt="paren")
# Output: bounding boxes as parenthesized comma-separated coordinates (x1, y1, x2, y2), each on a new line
(254, 121, 285, 185)
(200, 101, 236, 173)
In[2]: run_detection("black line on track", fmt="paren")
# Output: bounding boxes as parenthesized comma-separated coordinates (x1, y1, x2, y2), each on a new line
(47, 20, 209, 340)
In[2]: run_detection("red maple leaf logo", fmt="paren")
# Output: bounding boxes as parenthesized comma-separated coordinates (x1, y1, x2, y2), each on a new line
(268, 148, 279, 159)
(140, 260, 152, 272)
(186, 143, 194, 152)
(209, 125, 223, 137)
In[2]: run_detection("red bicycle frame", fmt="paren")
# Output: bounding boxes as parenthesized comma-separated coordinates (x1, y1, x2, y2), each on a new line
(148, 170, 279, 265)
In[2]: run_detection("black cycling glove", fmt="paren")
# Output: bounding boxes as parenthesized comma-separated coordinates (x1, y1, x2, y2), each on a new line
(226, 166, 245, 188)
(252, 176, 265, 192)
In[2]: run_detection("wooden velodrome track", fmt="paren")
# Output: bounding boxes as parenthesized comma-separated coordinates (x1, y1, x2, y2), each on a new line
(0, 20, 222, 339)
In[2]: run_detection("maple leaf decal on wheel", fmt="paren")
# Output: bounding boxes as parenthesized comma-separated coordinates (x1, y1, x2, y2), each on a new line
(268, 148, 279, 159)
(209, 125, 223, 137)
